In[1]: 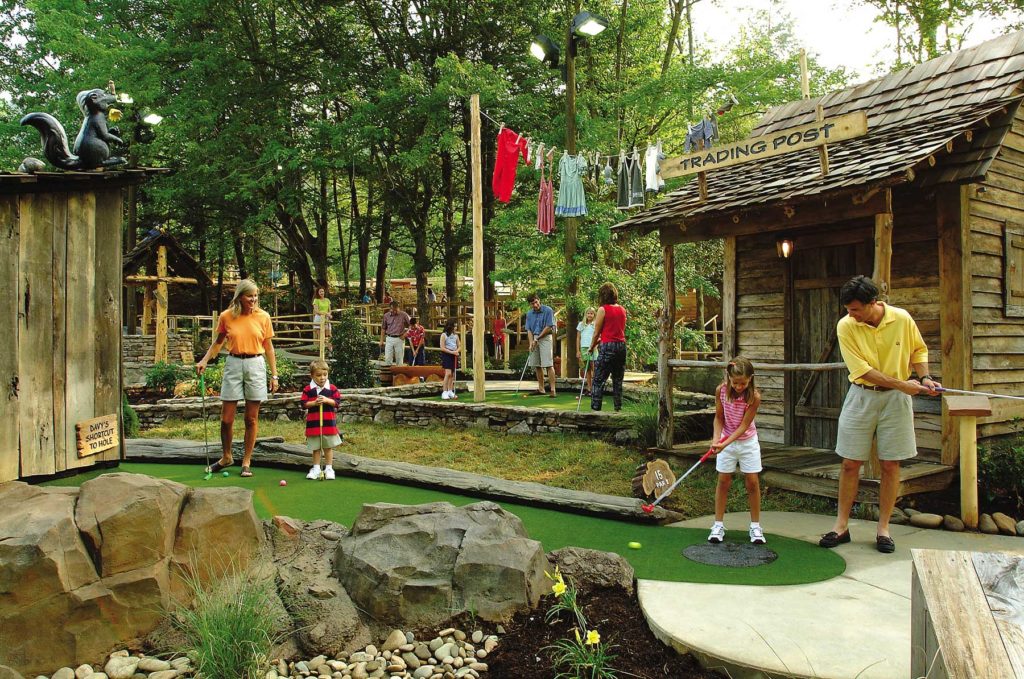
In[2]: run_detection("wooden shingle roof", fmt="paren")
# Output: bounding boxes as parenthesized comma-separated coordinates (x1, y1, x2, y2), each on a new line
(615, 30, 1024, 234)
(123, 228, 213, 287)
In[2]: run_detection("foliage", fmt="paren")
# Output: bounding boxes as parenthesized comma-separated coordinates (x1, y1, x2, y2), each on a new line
(171, 568, 279, 679)
(627, 390, 661, 449)
(979, 420, 1024, 512)
(201, 359, 226, 394)
(122, 392, 140, 438)
(274, 356, 299, 390)
(329, 310, 375, 388)
(145, 361, 191, 392)
(542, 567, 618, 679)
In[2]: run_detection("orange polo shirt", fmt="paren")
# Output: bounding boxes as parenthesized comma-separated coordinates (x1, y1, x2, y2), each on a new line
(216, 308, 275, 355)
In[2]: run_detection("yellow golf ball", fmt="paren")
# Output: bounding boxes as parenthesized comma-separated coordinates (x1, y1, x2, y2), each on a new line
(628, 541, 642, 549)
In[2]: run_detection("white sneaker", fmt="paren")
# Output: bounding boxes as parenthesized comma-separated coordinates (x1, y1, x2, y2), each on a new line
(708, 524, 726, 543)
(441, 391, 451, 400)
(306, 465, 321, 480)
(749, 525, 767, 545)
(323, 466, 335, 480)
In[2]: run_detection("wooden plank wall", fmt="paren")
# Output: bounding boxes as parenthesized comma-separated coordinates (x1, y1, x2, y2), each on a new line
(0, 196, 19, 482)
(971, 104, 1024, 440)
(93, 189, 123, 465)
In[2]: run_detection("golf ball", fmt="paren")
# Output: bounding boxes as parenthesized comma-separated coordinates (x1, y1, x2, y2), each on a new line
(279, 479, 287, 487)
(628, 541, 642, 549)
(222, 471, 230, 477)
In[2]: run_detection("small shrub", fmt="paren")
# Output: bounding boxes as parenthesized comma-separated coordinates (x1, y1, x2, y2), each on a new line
(145, 361, 190, 392)
(171, 568, 278, 679)
(979, 420, 1024, 512)
(628, 390, 660, 448)
(122, 392, 140, 438)
(201, 359, 225, 393)
(275, 356, 299, 389)
(329, 310, 375, 388)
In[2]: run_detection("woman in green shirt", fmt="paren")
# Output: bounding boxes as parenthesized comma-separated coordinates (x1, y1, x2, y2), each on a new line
(312, 286, 332, 342)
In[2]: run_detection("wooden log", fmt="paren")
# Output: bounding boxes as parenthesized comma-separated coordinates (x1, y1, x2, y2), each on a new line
(658, 243, 676, 450)
(469, 94, 485, 403)
(939, 185, 973, 466)
(959, 414, 979, 529)
(669, 359, 845, 371)
(124, 274, 199, 285)
(0, 196, 18, 482)
(125, 438, 686, 523)
(155, 244, 168, 363)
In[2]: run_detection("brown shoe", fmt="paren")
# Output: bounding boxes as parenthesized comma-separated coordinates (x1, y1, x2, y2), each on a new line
(818, 530, 851, 548)
(876, 535, 895, 553)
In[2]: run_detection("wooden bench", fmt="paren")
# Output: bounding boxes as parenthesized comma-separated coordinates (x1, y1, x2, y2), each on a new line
(911, 549, 1024, 678)
(386, 365, 445, 386)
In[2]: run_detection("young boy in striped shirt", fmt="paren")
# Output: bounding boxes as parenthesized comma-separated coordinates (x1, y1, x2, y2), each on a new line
(301, 359, 342, 480)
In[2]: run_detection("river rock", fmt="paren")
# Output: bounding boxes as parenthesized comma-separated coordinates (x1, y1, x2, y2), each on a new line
(903, 507, 921, 517)
(1017, 520, 1024, 536)
(51, 669, 75, 679)
(909, 513, 944, 529)
(148, 672, 178, 679)
(74, 665, 94, 679)
(547, 546, 636, 595)
(980, 513, 999, 534)
(890, 507, 909, 525)
(413, 668, 434, 679)
(943, 515, 965, 532)
(401, 652, 421, 669)
(0, 666, 23, 679)
(382, 630, 407, 652)
(103, 656, 139, 679)
(993, 512, 1017, 535)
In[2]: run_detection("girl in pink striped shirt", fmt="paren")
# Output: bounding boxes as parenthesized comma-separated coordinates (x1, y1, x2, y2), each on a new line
(708, 356, 766, 545)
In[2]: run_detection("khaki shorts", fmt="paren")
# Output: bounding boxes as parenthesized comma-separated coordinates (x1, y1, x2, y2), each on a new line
(220, 355, 268, 402)
(527, 335, 554, 369)
(836, 385, 917, 461)
(307, 433, 342, 452)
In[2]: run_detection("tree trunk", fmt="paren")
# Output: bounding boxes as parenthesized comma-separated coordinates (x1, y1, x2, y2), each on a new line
(231, 223, 248, 280)
(661, 0, 685, 76)
(374, 206, 392, 303)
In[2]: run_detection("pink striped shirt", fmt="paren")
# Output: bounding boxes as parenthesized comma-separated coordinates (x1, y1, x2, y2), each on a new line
(720, 385, 757, 440)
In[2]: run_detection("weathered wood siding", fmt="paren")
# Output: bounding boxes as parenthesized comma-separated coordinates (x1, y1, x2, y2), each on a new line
(1, 188, 122, 482)
(971, 104, 1024, 441)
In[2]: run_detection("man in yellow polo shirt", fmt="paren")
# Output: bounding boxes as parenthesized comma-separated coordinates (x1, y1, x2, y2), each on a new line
(819, 276, 940, 554)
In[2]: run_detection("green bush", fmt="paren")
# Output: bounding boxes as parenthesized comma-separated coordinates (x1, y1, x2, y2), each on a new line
(329, 310, 375, 388)
(145, 361, 191, 392)
(979, 420, 1024, 512)
(122, 392, 140, 438)
(201, 359, 225, 393)
(275, 356, 299, 389)
(171, 569, 278, 679)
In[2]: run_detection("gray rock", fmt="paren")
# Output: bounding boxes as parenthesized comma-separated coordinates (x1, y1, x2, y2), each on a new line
(908, 513, 944, 529)
(980, 514, 999, 534)
(401, 652, 421, 669)
(993, 512, 1017, 535)
(890, 507, 909, 525)
(943, 515, 965, 532)
(0, 667, 24, 679)
(614, 429, 639, 443)
(103, 656, 139, 679)
(320, 531, 343, 541)
(75, 665, 95, 679)
(507, 421, 532, 435)
(382, 629, 407, 652)
(413, 668, 434, 679)
(147, 672, 179, 679)
(52, 669, 76, 679)
(903, 507, 921, 517)
(548, 546, 636, 595)
(277, 412, 291, 422)
(1017, 520, 1024, 537)
(471, 631, 483, 644)
(415, 643, 432, 660)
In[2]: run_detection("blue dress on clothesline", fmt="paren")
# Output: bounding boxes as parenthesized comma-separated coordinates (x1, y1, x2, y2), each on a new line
(555, 153, 588, 217)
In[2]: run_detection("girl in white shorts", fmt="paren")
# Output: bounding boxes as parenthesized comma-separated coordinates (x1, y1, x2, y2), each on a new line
(708, 357, 766, 545)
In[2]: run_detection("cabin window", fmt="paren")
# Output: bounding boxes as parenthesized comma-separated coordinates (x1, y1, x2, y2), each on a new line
(1006, 222, 1024, 317)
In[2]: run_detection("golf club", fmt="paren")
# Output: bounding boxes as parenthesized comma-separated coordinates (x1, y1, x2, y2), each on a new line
(200, 372, 212, 480)
(935, 386, 1024, 401)
(514, 343, 537, 395)
(575, 353, 591, 413)
(641, 446, 715, 513)
(318, 401, 325, 480)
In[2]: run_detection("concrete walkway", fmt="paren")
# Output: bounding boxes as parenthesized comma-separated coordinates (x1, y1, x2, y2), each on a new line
(639, 511, 1024, 679)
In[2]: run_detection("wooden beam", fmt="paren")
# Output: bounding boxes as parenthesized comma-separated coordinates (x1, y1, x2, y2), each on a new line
(658, 243, 676, 449)
(0, 197, 19, 482)
(154, 244, 168, 363)
(669, 359, 846, 371)
(816, 104, 829, 175)
(938, 185, 972, 467)
(124, 274, 199, 285)
(722, 237, 737, 360)
(470, 94, 485, 403)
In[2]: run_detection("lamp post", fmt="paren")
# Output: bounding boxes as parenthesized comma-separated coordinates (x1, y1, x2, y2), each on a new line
(123, 106, 162, 333)
(531, 7, 609, 378)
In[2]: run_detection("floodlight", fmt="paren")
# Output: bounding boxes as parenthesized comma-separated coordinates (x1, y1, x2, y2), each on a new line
(530, 34, 560, 68)
(142, 112, 163, 125)
(571, 11, 608, 37)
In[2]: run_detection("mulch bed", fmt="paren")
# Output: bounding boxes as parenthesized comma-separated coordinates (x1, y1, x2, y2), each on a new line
(486, 587, 724, 678)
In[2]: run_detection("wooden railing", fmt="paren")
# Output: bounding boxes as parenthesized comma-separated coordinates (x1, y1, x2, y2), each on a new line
(674, 314, 724, 361)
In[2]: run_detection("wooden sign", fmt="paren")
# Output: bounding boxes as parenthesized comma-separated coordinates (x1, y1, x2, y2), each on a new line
(642, 459, 676, 498)
(661, 111, 868, 180)
(76, 414, 119, 458)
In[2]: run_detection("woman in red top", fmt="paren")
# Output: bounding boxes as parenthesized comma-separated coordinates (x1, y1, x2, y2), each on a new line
(493, 309, 507, 363)
(588, 282, 628, 411)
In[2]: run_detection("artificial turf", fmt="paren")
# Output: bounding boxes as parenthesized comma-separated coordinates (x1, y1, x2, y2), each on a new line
(418, 390, 642, 412)
(45, 462, 845, 586)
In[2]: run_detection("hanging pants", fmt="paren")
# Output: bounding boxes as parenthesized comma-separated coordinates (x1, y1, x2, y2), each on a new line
(591, 341, 626, 411)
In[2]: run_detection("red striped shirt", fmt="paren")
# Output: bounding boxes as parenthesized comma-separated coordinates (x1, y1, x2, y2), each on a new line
(301, 383, 341, 436)
(720, 385, 756, 440)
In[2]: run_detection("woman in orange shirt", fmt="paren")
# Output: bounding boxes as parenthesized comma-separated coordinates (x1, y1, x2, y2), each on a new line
(196, 279, 279, 477)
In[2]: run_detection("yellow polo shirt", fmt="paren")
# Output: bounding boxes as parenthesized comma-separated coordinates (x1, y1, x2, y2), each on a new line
(216, 308, 275, 355)
(836, 303, 927, 384)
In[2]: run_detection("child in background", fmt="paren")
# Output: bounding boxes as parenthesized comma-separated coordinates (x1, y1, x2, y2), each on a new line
(301, 359, 342, 480)
(493, 310, 506, 363)
(576, 307, 597, 397)
(440, 318, 460, 400)
(708, 356, 765, 545)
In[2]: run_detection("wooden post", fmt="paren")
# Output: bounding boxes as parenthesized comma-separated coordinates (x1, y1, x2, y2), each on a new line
(155, 245, 168, 363)
(459, 321, 467, 370)
(319, 315, 326, 361)
(946, 395, 991, 530)
(722, 236, 737, 360)
(938, 185, 973, 466)
(799, 48, 809, 99)
(658, 239, 676, 450)
(470, 94, 486, 403)
(815, 104, 830, 176)
(503, 333, 509, 371)
(142, 285, 154, 335)
(867, 204, 893, 478)
(560, 334, 569, 378)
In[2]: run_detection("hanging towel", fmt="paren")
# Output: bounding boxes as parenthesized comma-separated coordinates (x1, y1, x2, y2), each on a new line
(534, 142, 545, 170)
(616, 151, 631, 210)
(603, 157, 614, 186)
(555, 152, 587, 217)
(628, 150, 645, 207)
(645, 142, 667, 193)
(537, 153, 555, 234)
(492, 128, 529, 203)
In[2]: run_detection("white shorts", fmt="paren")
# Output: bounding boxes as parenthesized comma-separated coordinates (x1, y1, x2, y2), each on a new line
(220, 355, 268, 402)
(715, 435, 762, 474)
(527, 335, 554, 369)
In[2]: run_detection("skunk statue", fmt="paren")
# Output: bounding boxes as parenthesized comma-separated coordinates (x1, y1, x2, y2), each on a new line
(20, 88, 126, 171)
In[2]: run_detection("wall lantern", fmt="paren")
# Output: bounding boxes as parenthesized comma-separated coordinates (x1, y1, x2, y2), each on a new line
(777, 239, 794, 258)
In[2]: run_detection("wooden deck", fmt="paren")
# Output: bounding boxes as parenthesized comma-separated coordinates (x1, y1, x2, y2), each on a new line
(660, 441, 956, 504)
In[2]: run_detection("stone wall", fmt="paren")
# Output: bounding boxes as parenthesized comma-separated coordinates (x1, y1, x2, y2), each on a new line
(123, 330, 194, 386)
(131, 382, 714, 443)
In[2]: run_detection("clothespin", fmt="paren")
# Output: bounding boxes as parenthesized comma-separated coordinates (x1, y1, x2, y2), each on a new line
(515, 132, 522, 144)
(499, 122, 505, 132)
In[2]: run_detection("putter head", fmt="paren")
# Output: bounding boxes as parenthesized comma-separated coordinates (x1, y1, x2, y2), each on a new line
(203, 472, 213, 481)
(641, 503, 654, 514)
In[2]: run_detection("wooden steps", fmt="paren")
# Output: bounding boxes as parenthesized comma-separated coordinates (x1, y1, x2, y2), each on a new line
(658, 441, 956, 504)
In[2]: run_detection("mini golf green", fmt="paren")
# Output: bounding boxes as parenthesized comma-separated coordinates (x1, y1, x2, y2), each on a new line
(418, 390, 642, 412)
(45, 462, 845, 586)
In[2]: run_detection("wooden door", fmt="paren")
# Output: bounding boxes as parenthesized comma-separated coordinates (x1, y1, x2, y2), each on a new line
(787, 235, 871, 448)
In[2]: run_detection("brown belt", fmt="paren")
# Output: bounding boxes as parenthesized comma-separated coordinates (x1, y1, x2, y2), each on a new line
(854, 382, 892, 392)
(230, 353, 261, 359)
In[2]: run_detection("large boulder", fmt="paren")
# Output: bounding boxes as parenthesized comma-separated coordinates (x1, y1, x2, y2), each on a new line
(335, 502, 548, 627)
(0, 474, 264, 676)
(547, 546, 635, 595)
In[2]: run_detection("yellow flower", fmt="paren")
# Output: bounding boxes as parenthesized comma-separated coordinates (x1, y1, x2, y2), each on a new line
(552, 581, 567, 597)
(574, 628, 582, 644)
(108, 108, 123, 122)
(586, 630, 600, 646)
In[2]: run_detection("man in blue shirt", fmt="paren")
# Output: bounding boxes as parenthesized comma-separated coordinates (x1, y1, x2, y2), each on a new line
(525, 293, 557, 397)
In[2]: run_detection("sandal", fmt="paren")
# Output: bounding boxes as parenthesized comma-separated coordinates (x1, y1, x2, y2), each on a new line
(240, 466, 253, 478)
(818, 530, 851, 548)
(876, 535, 895, 553)
(206, 459, 233, 474)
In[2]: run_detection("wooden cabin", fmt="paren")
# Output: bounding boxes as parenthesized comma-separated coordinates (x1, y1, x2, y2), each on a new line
(1, 168, 163, 482)
(616, 31, 1024, 503)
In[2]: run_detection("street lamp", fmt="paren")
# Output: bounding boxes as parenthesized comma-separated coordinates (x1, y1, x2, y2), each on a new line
(529, 8, 610, 377)
(123, 105, 163, 332)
